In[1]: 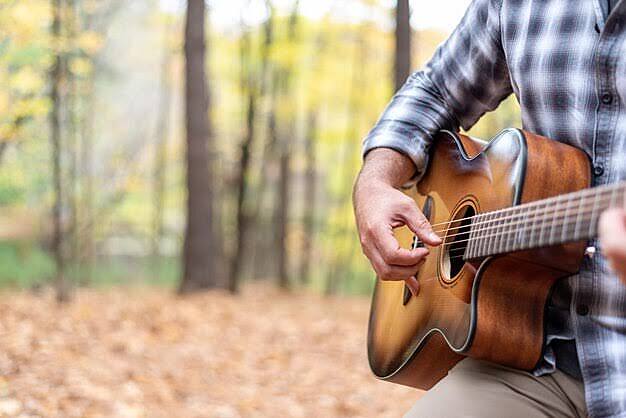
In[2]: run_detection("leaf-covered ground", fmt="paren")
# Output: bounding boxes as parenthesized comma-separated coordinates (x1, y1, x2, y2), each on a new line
(0, 284, 419, 417)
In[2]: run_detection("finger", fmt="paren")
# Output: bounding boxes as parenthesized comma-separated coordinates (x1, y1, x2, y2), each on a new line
(600, 209, 626, 253)
(399, 200, 442, 246)
(372, 224, 429, 266)
(599, 209, 626, 280)
(405, 276, 420, 297)
(368, 247, 423, 281)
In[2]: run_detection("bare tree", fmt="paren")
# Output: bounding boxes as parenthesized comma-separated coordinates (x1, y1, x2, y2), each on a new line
(298, 112, 318, 285)
(394, 0, 412, 91)
(179, 0, 222, 292)
(229, 21, 255, 293)
(50, 0, 69, 302)
(275, 0, 300, 289)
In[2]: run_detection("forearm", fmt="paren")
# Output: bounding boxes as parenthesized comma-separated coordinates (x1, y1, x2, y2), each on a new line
(357, 148, 417, 189)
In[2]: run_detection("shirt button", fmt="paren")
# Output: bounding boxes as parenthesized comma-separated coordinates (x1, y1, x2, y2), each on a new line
(576, 304, 589, 316)
(593, 164, 605, 176)
(601, 92, 613, 104)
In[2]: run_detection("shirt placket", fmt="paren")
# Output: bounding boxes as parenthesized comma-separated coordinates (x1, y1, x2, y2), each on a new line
(575, 5, 623, 417)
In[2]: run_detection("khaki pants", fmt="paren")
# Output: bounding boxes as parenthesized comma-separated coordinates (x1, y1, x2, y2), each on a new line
(404, 358, 586, 418)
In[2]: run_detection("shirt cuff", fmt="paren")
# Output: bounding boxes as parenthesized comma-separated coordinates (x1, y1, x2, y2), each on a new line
(362, 130, 431, 180)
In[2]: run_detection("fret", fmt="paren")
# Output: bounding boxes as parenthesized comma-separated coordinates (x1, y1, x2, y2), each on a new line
(503, 207, 515, 253)
(522, 204, 533, 250)
(561, 193, 573, 243)
(469, 214, 480, 258)
(501, 209, 511, 253)
(484, 213, 494, 256)
(573, 192, 586, 241)
(478, 213, 487, 257)
(496, 212, 509, 253)
(485, 212, 494, 256)
(480, 213, 491, 255)
(587, 190, 600, 238)
(548, 197, 560, 246)
(539, 202, 549, 245)
(512, 206, 522, 251)
(490, 212, 501, 255)
(467, 215, 477, 259)
(515, 206, 524, 250)
(507, 206, 520, 251)
(529, 201, 540, 248)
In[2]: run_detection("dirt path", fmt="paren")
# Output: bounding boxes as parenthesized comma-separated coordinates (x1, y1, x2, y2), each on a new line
(0, 284, 419, 417)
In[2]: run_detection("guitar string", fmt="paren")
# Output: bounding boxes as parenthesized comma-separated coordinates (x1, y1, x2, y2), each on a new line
(426, 188, 624, 236)
(425, 197, 613, 243)
(441, 211, 603, 261)
(396, 209, 611, 275)
(440, 208, 603, 254)
(420, 181, 625, 232)
(424, 181, 625, 230)
(414, 200, 620, 262)
(417, 188, 625, 241)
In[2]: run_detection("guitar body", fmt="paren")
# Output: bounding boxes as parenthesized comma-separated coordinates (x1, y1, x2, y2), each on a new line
(367, 129, 591, 390)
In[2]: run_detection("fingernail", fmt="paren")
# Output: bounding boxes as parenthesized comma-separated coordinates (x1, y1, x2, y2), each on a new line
(429, 232, 442, 243)
(408, 277, 420, 296)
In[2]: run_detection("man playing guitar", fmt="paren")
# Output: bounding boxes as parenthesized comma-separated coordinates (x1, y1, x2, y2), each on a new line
(353, 0, 626, 417)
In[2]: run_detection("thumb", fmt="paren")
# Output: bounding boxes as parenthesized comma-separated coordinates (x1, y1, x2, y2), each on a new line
(400, 200, 442, 246)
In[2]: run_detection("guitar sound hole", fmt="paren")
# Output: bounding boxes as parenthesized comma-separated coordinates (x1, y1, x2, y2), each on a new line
(442, 205, 475, 281)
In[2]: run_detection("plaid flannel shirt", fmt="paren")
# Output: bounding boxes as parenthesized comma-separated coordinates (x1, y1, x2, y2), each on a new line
(363, 0, 626, 416)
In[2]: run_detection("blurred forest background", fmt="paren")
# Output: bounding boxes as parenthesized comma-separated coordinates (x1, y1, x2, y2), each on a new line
(0, 0, 520, 298)
(0, 1, 522, 416)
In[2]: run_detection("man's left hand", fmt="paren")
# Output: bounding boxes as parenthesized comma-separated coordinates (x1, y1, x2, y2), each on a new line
(599, 208, 626, 284)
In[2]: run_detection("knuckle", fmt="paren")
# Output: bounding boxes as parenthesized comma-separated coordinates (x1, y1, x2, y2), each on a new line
(380, 248, 395, 263)
(416, 217, 431, 230)
(379, 266, 393, 280)
(386, 251, 401, 264)
(364, 222, 376, 236)
(398, 196, 415, 211)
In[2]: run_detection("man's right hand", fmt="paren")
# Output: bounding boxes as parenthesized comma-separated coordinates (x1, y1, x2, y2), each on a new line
(353, 148, 442, 296)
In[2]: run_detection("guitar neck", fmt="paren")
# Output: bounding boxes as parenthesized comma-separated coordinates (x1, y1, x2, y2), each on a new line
(464, 181, 626, 259)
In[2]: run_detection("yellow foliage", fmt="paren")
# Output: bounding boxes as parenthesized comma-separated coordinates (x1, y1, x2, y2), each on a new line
(77, 31, 104, 55)
(69, 56, 93, 77)
(9, 67, 45, 94)
(12, 97, 49, 119)
(8, 0, 49, 43)
(0, 123, 13, 140)
(0, 92, 8, 115)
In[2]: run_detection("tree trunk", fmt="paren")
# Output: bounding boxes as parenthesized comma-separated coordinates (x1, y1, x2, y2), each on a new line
(50, 0, 69, 302)
(275, 1, 299, 289)
(229, 89, 255, 293)
(299, 112, 317, 285)
(179, 0, 221, 293)
(66, 0, 80, 284)
(394, 0, 412, 92)
(79, 77, 95, 285)
(276, 150, 290, 289)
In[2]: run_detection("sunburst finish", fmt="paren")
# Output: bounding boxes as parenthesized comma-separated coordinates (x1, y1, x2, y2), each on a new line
(367, 129, 591, 390)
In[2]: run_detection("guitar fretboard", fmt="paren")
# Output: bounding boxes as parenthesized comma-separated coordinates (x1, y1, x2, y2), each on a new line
(463, 181, 626, 259)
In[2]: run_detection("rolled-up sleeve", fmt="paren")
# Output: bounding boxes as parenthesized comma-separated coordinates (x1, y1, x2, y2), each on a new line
(362, 0, 512, 177)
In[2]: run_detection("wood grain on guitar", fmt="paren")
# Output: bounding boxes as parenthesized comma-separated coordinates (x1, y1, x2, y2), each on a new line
(367, 129, 622, 390)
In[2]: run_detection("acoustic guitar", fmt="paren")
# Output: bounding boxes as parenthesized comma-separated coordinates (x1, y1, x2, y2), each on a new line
(367, 128, 625, 390)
